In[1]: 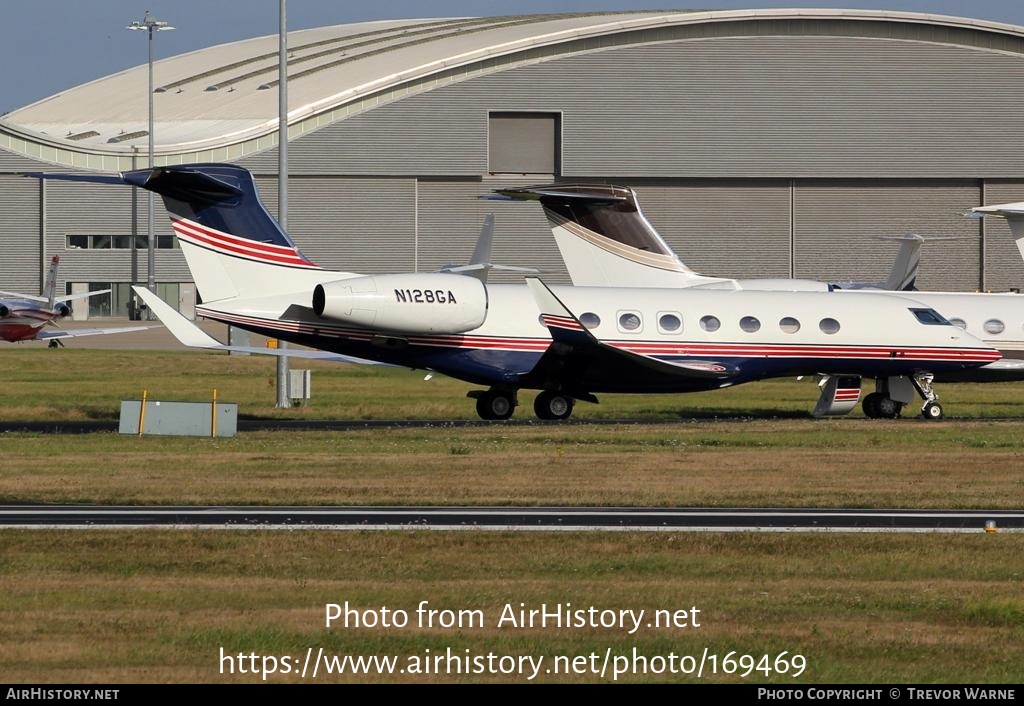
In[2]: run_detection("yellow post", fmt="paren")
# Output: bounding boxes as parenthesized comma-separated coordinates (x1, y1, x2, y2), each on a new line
(138, 389, 148, 437)
(211, 388, 218, 438)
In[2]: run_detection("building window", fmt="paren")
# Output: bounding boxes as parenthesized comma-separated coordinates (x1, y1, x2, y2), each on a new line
(488, 112, 561, 175)
(66, 234, 176, 250)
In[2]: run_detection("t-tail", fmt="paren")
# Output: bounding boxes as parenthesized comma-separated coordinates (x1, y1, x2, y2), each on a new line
(969, 202, 1024, 269)
(25, 164, 347, 304)
(485, 184, 726, 288)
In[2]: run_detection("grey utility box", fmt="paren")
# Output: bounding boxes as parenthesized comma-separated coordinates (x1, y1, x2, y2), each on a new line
(119, 399, 238, 437)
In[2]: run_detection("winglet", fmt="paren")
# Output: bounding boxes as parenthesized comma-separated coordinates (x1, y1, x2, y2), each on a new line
(524, 277, 593, 346)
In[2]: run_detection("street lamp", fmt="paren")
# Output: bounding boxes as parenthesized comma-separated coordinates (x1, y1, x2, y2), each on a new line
(128, 11, 173, 319)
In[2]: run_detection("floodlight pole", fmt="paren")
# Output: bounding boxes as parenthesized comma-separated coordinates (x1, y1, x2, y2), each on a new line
(128, 11, 173, 320)
(275, 0, 291, 408)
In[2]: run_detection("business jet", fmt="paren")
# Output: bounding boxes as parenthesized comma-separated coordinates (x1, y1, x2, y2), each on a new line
(493, 184, 1024, 419)
(0, 255, 153, 346)
(25, 164, 999, 421)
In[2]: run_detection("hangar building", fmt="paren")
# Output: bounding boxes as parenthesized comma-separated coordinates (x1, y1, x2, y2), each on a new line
(2, 8, 1024, 318)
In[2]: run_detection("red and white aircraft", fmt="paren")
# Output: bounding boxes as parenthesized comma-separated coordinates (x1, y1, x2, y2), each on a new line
(0, 255, 152, 346)
(493, 184, 1024, 419)
(25, 164, 999, 421)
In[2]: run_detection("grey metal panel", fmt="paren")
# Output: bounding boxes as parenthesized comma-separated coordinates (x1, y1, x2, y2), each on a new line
(417, 177, 569, 284)
(981, 181, 1024, 292)
(248, 34, 1024, 179)
(45, 180, 190, 285)
(239, 86, 487, 176)
(0, 148, 52, 173)
(255, 175, 417, 274)
(553, 37, 1024, 178)
(0, 175, 41, 292)
(626, 180, 792, 280)
(488, 113, 558, 175)
(793, 181, 981, 292)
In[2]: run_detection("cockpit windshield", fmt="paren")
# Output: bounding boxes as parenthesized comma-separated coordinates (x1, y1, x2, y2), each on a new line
(910, 308, 951, 325)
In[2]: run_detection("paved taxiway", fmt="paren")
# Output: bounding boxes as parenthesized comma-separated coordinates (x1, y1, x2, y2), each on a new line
(1, 505, 1021, 532)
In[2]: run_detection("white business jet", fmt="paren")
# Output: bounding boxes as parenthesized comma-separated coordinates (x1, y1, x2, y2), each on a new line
(491, 184, 1024, 419)
(24, 165, 998, 421)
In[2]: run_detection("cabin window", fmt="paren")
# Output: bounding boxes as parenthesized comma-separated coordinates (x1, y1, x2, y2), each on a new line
(819, 318, 841, 335)
(739, 316, 761, 333)
(983, 319, 1005, 335)
(658, 312, 682, 333)
(700, 315, 720, 332)
(618, 311, 642, 332)
(910, 308, 950, 325)
(779, 316, 801, 334)
(579, 312, 601, 330)
(948, 318, 967, 330)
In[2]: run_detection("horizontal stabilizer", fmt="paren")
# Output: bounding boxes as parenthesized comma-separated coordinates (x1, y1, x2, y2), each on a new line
(485, 184, 628, 205)
(35, 325, 158, 340)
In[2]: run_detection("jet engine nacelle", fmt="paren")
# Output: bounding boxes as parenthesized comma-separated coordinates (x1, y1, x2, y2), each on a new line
(54, 304, 71, 318)
(313, 273, 488, 334)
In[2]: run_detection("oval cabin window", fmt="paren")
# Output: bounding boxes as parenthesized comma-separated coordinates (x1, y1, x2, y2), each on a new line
(700, 315, 720, 332)
(779, 317, 801, 334)
(659, 313, 682, 333)
(819, 318, 841, 335)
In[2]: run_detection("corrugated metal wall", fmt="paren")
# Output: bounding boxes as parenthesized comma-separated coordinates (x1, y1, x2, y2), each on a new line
(793, 181, 981, 291)
(242, 34, 1024, 179)
(628, 180, 792, 280)
(417, 177, 567, 283)
(44, 179, 189, 284)
(254, 175, 418, 274)
(981, 181, 1024, 292)
(0, 173, 41, 293)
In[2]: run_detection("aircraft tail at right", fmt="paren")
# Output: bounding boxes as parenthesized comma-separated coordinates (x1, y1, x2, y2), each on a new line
(486, 184, 726, 288)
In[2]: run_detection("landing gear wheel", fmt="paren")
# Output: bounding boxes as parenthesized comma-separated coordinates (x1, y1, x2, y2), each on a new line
(534, 391, 575, 420)
(921, 401, 944, 420)
(862, 392, 883, 418)
(876, 396, 902, 419)
(475, 391, 515, 420)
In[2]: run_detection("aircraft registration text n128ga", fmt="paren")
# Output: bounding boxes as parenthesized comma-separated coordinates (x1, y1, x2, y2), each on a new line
(24, 164, 1000, 420)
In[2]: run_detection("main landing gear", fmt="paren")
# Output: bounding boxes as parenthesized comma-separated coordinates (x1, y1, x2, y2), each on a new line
(468, 388, 517, 420)
(468, 388, 578, 420)
(862, 373, 944, 420)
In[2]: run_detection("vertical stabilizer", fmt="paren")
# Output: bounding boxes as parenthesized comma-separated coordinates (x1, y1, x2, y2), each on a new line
(969, 202, 1024, 266)
(43, 255, 60, 308)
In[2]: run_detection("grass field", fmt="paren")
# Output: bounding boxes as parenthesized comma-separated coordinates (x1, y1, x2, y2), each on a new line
(2, 348, 1023, 684)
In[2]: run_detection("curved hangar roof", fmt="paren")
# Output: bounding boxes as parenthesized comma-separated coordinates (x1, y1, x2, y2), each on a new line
(3, 8, 1024, 170)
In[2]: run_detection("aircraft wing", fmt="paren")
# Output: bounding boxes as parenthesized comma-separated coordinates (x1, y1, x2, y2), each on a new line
(524, 278, 739, 391)
(34, 325, 158, 340)
(131, 286, 391, 365)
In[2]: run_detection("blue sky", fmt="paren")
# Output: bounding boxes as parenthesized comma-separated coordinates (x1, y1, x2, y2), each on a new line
(1, 1, 1023, 114)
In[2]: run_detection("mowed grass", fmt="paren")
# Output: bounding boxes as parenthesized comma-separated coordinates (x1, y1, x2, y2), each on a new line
(7, 348, 1024, 421)
(3, 421, 1024, 507)
(3, 347, 1024, 684)
(1, 531, 1023, 684)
